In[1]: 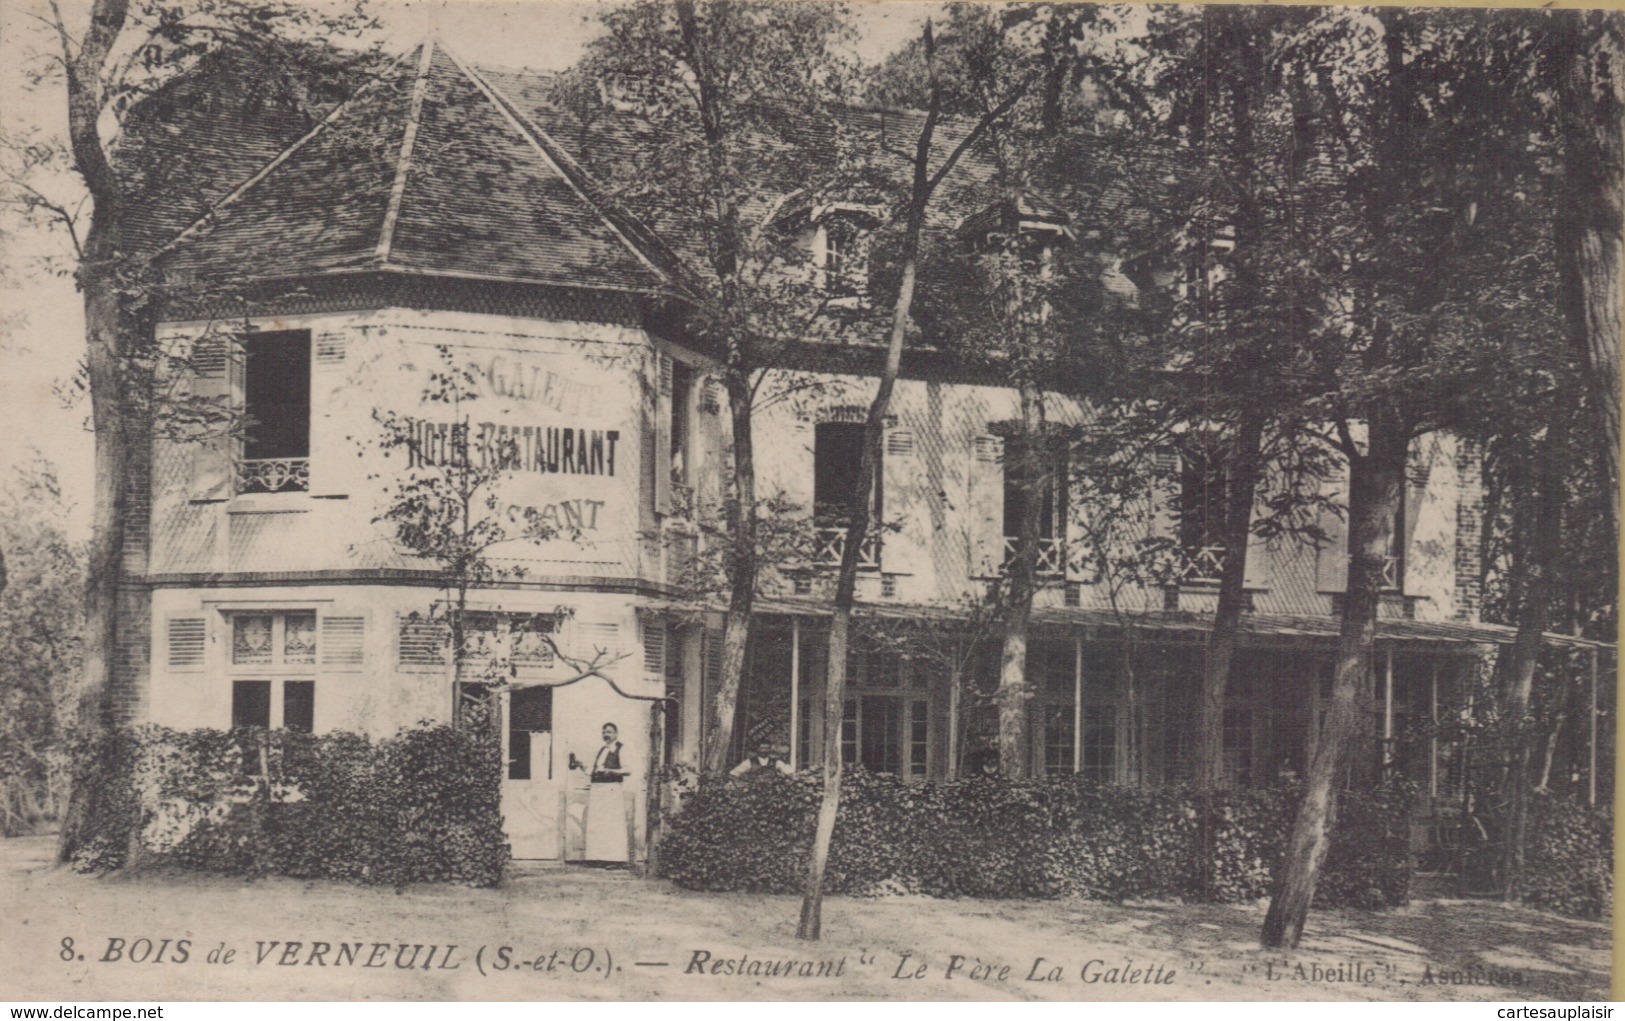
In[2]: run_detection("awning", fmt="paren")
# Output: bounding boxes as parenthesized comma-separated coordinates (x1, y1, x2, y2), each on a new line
(648, 597, 1613, 652)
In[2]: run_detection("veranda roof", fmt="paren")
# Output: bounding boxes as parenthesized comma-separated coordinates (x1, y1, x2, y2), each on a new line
(651, 597, 1613, 653)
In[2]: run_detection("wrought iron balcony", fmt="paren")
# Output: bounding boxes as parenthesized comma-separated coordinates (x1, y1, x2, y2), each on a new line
(238, 457, 310, 494)
(813, 526, 880, 569)
(1003, 536, 1065, 577)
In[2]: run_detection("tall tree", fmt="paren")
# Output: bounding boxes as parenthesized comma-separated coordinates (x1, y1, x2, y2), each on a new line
(1122, 4, 1338, 795)
(0, 0, 376, 864)
(1261, 7, 1545, 945)
(875, 2, 1129, 779)
(1553, 10, 1625, 545)
(798, 16, 1036, 939)
(562, 0, 854, 773)
(0, 456, 84, 835)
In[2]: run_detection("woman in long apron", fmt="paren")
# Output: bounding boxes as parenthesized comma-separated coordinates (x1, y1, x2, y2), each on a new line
(578, 722, 630, 865)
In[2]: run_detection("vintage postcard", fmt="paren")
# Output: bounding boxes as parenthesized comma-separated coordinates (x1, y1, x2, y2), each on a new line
(0, 0, 1616, 1003)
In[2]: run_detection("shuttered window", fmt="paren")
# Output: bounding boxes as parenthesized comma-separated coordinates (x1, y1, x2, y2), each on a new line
(320, 616, 365, 668)
(399, 616, 448, 666)
(167, 617, 207, 670)
(641, 616, 667, 676)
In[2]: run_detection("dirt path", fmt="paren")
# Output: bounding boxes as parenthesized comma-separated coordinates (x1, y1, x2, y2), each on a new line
(0, 837, 1608, 1001)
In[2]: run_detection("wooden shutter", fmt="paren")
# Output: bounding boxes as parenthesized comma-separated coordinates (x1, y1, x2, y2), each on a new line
(640, 615, 667, 677)
(191, 334, 236, 500)
(967, 435, 1004, 577)
(1243, 479, 1271, 590)
(1402, 438, 1438, 598)
(574, 621, 620, 662)
(1063, 446, 1093, 583)
(1315, 462, 1349, 594)
(398, 615, 447, 667)
(167, 616, 207, 672)
(760, 417, 813, 512)
(1147, 447, 1180, 544)
(320, 614, 365, 670)
(882, 426, 919, 572)
(654, 353, 673, 516)
(309, 329, 345, 495)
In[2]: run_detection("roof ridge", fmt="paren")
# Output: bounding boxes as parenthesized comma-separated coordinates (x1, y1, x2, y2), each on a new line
(375, 40, 437, 265)
(154, 47, 421, 261)
(439, 42, 675, 290)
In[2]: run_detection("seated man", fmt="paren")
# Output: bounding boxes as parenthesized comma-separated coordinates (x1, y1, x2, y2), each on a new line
(731, 738, 793, 776)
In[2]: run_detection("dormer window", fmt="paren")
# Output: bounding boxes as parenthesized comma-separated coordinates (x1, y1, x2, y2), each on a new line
(600, 73, 661, 113)
(812, 204, 878, 302)
(1177, 226, 1236, 302)
(961, 194, 1071, 260)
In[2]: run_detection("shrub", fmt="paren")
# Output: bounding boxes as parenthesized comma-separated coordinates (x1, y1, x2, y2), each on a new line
(1517, 792, 1613, 919)
(67, 722, 507, 887)
(658, 770, 1413, 908)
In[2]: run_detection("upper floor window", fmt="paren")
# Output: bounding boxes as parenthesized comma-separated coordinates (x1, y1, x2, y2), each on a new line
(239, 330, 310, 494)
(1176, 226, 1236, 303)
(1002, 439, 1066, 577)
(1178, 441, 1228, 585)
(1382, 490, 1404, 593)
(812, 420, 880, 569)
(670, 360, 694, 488)
(813, 205, 877, 300)
(600, 73, 663, 113)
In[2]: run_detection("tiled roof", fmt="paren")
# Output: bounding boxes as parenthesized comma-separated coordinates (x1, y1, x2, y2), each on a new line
(146, 41, 1202, 304)
(157, 41, 669, 295)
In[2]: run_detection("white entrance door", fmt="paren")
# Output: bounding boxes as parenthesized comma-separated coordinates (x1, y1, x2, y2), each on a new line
(503, 686, 560, 859)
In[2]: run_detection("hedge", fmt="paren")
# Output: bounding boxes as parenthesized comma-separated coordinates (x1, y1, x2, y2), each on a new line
(1516, 791, 1613, 920)
(67, 723, 507, 887)
(658, 768, 1414, 908)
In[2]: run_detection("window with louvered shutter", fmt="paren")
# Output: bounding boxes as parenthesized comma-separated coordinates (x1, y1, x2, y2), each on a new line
(398, 616, 447, 667)
(314, 331, 345, 366)
(574, 621, 620, 660)
(320, 616, 365, 668)
(168, 617, 207, 671)
(703, 630, 721, 688)
(641, 617, 667, 676)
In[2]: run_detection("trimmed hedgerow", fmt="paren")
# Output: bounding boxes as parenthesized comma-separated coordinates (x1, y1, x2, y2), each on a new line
(658, 768, 1414, 908)
(66, 722, 507, 887)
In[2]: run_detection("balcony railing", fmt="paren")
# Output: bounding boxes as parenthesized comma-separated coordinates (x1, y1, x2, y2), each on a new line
(238, 457, 310, 494)
(1176, 543, 1227, 585)
(813, 526, 880, 569)
(1381, 554, 1402, 592)
(1003, 536, 1065, 577)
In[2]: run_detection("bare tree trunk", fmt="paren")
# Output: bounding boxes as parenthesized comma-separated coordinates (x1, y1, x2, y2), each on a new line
(1499, 409, 1567, 900)
(1196, 413, 1265, 792)
(1262, 415, 1406, 948)
(1555, 11, 1624, 545)
(997, 383, 1045, 778)
(798, 231, 919, 941)
(704, 369, 758, 773)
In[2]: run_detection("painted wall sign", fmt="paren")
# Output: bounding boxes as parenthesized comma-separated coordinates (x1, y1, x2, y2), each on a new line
(471, 355, 604, 416)
(505, 499, 607, 531)
(405, 419, 621, 477)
